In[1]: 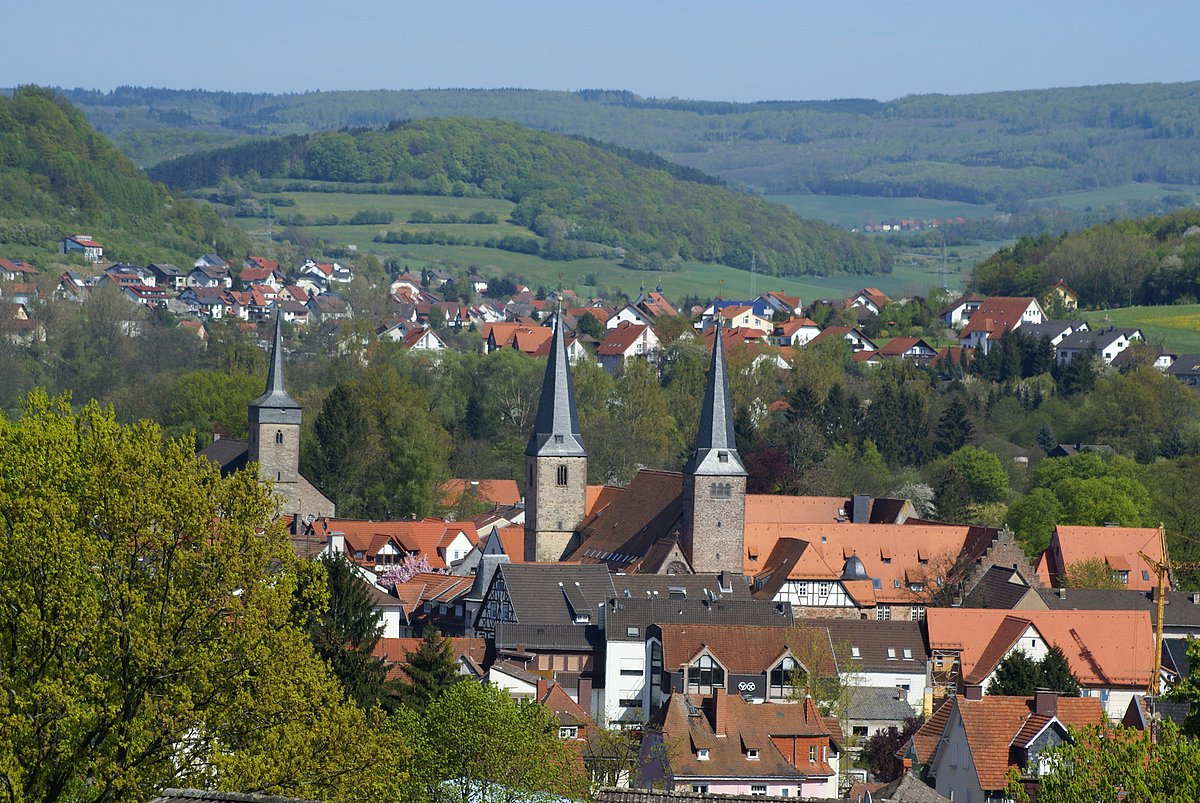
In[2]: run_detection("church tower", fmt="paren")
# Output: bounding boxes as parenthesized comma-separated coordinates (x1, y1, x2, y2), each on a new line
(682, 323, 747, 575)
(249, 313, 303, 495)
(524, 315, 588, 562)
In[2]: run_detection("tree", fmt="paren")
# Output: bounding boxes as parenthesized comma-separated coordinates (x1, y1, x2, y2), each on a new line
(1006, 487, 1063, 558)
(1032, 722, 1200, 803)
(942, 445, 1009, 504)
(306, 554, 391, 709)
(862, 719, 921, 782)
(934, 394, 974, 455)
(0, 392, 401, 802)
(1037, 423, 1058, 454)
(988, 646, 1082, 697)
(400, 680, 589, 803)
(1062, 558, 1125, 589)
(574, 311, 604, 339)
(394, 625, 463, 713)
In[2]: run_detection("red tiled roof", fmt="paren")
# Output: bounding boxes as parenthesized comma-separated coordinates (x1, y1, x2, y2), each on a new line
(597, 322, 651, 356)
(440, 479, 521, 508)
(657, 623, 838, 676)
(960, 297, 1038, 338)
(1046, 526, 1165, 592)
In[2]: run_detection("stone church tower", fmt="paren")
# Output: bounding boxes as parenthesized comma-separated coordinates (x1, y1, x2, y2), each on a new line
(681, 323, 747, 575)
(248, 313, 334, 521)
(524, 315, 588, 562)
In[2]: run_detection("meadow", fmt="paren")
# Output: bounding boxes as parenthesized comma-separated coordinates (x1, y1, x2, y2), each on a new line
(764, 194, 997, 229)
(1084, 305, 1200, 355)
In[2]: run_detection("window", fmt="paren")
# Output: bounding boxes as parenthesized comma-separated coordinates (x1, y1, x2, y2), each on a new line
(893, 579, 902, 589)
(750, 785, 767, 796)
(692, 786, 709, 794)
(797, 581, 808, 597)
(718, 451, 729, 463)
(747, 749, 759, 760)
(818, 582, 831, 597)
(908, 582, 925, 592)
(887, 648, 897, 660)
(809, 745, 818, 763)
(1117, 571, 1129, 585)
(275, 430, 283, 444)
(881, 557, 891, 565)
(709, 482, 732, 498)
(696, 749, 709, 761)
(1143, 570, 1151, 581)
(910, 607, 926, 622)
(851, 646, 860, 658)
(626, 626, 639, 638)
(554, 434, 564, 444)
(559, 726, 578, 739)
(619, 697, 642, 708)
(903, 648, 913, 659)
(852, 726, 869, 737)
(872, 578, 882, 590)
(687, 654, 725, 695)
(876, 605, 892, 621)
(770, 656, 799, 699)
(528, 464, 534, 487)
(556, 464, 568, 487)
(620, 658, 643, 676)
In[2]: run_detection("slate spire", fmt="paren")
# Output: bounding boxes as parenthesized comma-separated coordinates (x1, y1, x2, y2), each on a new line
(249, 311, 302, 424)
(526, 312, 586, 457)
(684, 322, 746, 476)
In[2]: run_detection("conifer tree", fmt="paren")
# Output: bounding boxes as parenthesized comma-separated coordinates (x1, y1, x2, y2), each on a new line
(1038, 645, 1082, 696)
(306, 553, 390, 709)
(987, 649, 1042, 696)
(1037, 423, 1058, 455)
(934, 395, 974, 455)
(396, 624, 463, 712)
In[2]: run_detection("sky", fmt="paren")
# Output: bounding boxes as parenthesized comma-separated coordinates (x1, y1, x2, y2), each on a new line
(7, 1, 1199, 101)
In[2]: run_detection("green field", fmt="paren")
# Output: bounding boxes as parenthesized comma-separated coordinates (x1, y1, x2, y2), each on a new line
(764, 194, 998, 229)
(1084, 305, 1200, 355)
(1027, 183, 1200, 211)
(215, 186, 968, 299)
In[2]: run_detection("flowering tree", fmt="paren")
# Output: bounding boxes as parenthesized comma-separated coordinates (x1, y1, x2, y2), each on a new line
(380, 553, 445, 588)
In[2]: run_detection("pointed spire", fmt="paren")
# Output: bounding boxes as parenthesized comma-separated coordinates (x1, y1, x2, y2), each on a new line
(250, 311, 301, 416)
(685, 323, 746, 476)
(526, 312, 585, 457)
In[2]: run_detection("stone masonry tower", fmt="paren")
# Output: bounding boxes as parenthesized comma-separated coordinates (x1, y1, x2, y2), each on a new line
(524, 314, 588, 562)
(249, 313, 303, 496)
(682, 323, 747, 575)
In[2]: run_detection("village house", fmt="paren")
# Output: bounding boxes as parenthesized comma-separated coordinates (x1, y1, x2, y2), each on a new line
(760, 290, 802, 317)
(186, 264, 232, 289)
(56, 271, 90, 302)
(924, 608, 1153, 717)
(374, 636, 488, 678)
(178, 286, 232, 319)
(959, 297, 1045, 354)
(807, 325, 877, 353)
(60, 234, 104, 262)
(310, 516, 480, 574)
(1035, 525, 1168, 592)
(1049, 278, 1079, 310)
(240, 257, 283, 288)
(770, 316, 821, 347)
(914, 690, 1103, 802)
(608, 302, 657, 330)
(639, 691, 841, 799)
(146, 263, 187, 290)
(937, 293, 981, 328)
(0, 258, 38, 281)
(307, 293, 352, 323)
(597, 322, 661, 375)
(847, 287, 892, 316)
(878, 336, 938, 365)
(1054, 326, 1142, 365)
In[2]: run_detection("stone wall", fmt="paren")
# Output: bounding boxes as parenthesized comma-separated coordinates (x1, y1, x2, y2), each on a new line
(249, 421, 300, 484)
(525, 454, 587, 562)
(681, 473, 746, 575)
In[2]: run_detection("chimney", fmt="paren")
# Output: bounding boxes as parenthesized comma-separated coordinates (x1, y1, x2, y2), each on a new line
(713, 687, 729, 737)
(1056, 588, 1066, 601)
(577, 677, 593, 713)
(536, 677, 552, 701)
(1034, 689, 1058, 717)
(964, 684, 984, 701)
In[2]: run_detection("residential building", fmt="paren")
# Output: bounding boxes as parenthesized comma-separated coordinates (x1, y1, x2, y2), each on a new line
(1049, 278, 1079, 309)
(186, 264, 232, 289)
(60, 234, 104, 262)
(878, 337, 938, 365)
(847, 287, 892, 316)
(807, 325, 877, 353)
(1036, 525, 1167, 592)
(938, 293, 982, 328)
(1054, 326, 1142, 364)
(597, 322, 660, 374)
(770, 317, 821, 348)
(959, 297, 1045, 354)
(0, 258, 38, 281)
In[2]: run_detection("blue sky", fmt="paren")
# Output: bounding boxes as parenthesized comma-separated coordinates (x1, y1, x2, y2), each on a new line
(7, 1, 1198, 100)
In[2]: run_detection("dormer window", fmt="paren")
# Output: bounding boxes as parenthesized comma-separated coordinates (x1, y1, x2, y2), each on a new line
(687, 654, 725, 695)
(554, 434, 564, 444)
(746, 749, 759, 760)
(769, 655, 799, 699)
(718, 451, 729, 463)
(697, 749, 709, 761)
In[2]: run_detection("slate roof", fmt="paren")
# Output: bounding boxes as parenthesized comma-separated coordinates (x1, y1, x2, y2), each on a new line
(869, 773, 951, 802)
(605, 596, 792, 639)
(249, 313, 301, 418)
(821, 620, 928, 673)
(685, 324, 747, 477)
(1017, 319, 1084, 343)
(1038, 587, 1200, 629)
(1056, 326, 1140, 352)
(494, 563, 615, 626)
(1166, 354, 1200, 377)
(962, 565, 1038, 609)
(526, 314, 586, 457)
(845, 686, 919, 722)
(197, 438, 249, 475)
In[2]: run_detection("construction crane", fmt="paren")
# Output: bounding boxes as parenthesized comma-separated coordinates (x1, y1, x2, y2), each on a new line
(1138, 524, 1200, 695)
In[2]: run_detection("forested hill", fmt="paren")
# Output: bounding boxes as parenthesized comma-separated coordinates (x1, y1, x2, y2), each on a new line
(0, 87, 248, 263)
(62, 82, 1200, 203)
(149, 117, 890, 277)
(971, 208, 1200, 308)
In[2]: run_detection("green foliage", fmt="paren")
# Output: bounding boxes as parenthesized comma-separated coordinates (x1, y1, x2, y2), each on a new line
(940, 445, 1010, 504)
(0, 86, 251, 263)
(0, 392, 401, 802)
(934, 394, 974, 455)
(1035, 722, 1200, 803)
(1006, 488, 1063, 558)
(1062, 557, 1127, 589)
(987, 646, 1082, 696)
(150, 117, 891, 277)
(394, 625, 464, 713)
(305, 554, 391, 709)
(1167, 637, 1200, 736)
(398, 680, 589, 803)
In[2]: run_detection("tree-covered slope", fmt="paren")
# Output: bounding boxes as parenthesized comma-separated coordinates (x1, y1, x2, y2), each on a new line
(63, 82, 1200, 203)
(148, 117, 890, 277)
(970, 208, 1200, 308)
(0, 87, 248, 263)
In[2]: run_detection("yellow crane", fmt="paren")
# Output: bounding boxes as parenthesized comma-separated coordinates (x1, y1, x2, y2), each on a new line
(1138, 524, 1200, 696)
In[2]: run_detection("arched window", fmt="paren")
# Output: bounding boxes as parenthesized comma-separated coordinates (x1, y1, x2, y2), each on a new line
(687, 654, 725, 695)
(557, 464, 568, 487)
(275, 430, 283, 444)
(769, 656, 800, 699)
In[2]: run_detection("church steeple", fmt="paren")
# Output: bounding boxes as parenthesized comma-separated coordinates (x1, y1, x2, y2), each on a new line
(682, 321, 747, 576)
(524, 312, 588, 563)
(685, 322, 746, 476)
(250, 312, 301, 425)
(249, 312, 301, 486)
(526, 313, 586, 458)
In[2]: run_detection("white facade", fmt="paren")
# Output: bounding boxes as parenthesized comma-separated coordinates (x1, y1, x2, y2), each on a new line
(601, 636, 647, 725)
(608, 304, 654, 329)
(929, 704, 986, 803)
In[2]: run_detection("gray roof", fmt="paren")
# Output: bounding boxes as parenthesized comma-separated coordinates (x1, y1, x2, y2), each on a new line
(871, 774, 952, 803)
(152, 791, 322, 803)
(597, 789, 815, 803)
(605, 596, 792, 640)
(821, 620, 928, 673)
(1167, 354, 1200, 377)
(845, 686, 919, 723)
(494, 563, 615, 626)
(684, 324, 746, 477)
(962, 565, 1037, 609)
(494, 621, 604, 652)
(198, 438, 249, 475)
(1018, 320, 1084, 342)
(1056, 326, 1140, 352)
(249, 314, 302, 425)
(526, 313, 586, 457)
(1039, 587, 1200, 628)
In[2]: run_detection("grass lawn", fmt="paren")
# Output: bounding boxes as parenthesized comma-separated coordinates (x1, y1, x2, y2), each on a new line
(1027, 182, 1200, 211)
(263, 190, 516, 221)
(765, 194, 997, 229)
(1084, 305, 1200, 355)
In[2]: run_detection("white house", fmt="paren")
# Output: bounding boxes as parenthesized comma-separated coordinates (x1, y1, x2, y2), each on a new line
(1055, 327, 1142, 365)
(596, 322, 660, 375)
(771, 317, 822, 347)
(959, 297, 1045, 354)
(60, 235, 104, 263)
(607, 303, 655, 330)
